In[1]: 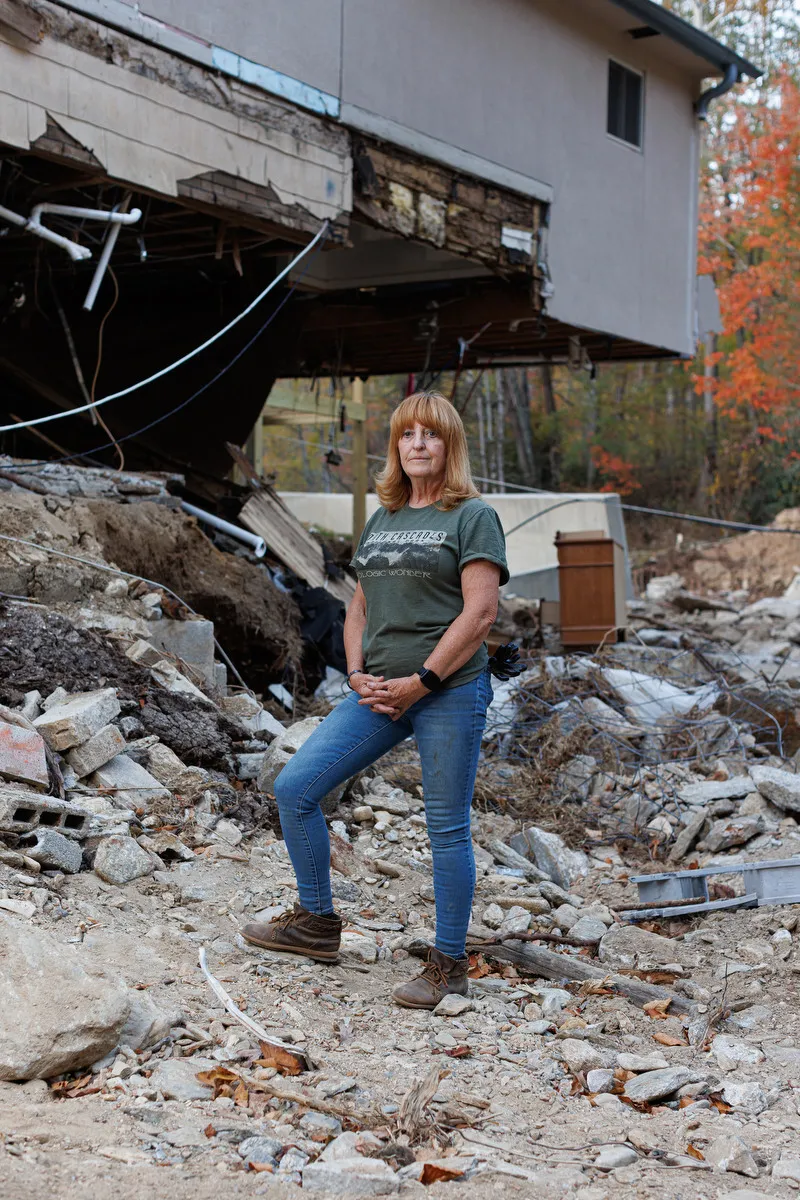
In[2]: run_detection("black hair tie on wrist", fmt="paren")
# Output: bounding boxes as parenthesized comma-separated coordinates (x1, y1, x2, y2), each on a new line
(488, 642, 525, 681)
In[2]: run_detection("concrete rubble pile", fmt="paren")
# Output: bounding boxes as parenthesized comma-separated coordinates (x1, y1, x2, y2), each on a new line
(1, 485, 800, 1194)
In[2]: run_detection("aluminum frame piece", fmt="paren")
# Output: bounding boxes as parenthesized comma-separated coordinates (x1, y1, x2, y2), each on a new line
(630, 858, 800, 910)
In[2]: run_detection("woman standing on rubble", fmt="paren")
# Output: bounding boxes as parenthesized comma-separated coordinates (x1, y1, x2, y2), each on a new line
(243, 391, 508, 1008)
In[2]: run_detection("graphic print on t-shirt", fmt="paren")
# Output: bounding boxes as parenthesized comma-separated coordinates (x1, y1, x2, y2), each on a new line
(353, 528, 446, 577)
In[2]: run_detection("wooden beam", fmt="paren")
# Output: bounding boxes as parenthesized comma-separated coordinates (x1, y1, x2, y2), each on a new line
(0, 0, 45, 43)
(351, 377, 367, 544)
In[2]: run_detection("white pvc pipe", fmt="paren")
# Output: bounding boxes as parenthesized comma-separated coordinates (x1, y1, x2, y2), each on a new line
(29, 203, 142, 226)
(0, 202, 91, 261)
(83, 194, 132, 312)
(181, 501, 267, 557)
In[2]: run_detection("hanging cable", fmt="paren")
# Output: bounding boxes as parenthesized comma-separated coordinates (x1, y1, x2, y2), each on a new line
(0, 220, 329, 435)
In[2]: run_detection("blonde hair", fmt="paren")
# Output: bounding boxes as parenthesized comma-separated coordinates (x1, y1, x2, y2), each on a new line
(374, 391, 480, 513)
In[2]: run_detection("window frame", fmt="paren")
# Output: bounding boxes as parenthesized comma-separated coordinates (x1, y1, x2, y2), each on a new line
(606, 57, 645, 153)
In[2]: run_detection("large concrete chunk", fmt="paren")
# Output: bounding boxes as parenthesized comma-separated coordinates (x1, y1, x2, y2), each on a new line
(222, 693, 284, 738)
(0, 918, 130, 1080)
(622, 1066, 691, 1103)
(66, 724, 126, 778)
(147, 618, 215, 687)
(33, 688, 121, 752)
(0, 720, 49, 789)
(89, 755, 170, 809)
(302, 1158, 400, 1195)
(258, 717, 346, 807)
(0, 786, 92, 839)
(94, 835, 155, 885)
(599, 923, 680, 968)
(750, 764, 800, 812)
(677, 776, 755, 805)
(519, 826, 589, 889)
(19, 829, 82, 874)
(144, 743, 209, 797)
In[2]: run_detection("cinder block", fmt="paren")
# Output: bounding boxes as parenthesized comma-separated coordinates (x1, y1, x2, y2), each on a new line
(88, 755, 171, 809)
(67, 724, 126, 779)
(0, 720, 49, 789)
(20, 829, 83, 874)
(0, 786, 93, 839)
(33, 689, 121, 752)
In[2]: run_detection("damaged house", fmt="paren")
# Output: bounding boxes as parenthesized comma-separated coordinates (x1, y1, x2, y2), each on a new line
(0, 0, 758, 491)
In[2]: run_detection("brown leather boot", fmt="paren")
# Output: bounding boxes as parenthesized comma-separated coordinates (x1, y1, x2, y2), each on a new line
(392, 947, 469, 1009)
(241, 903, 342, 962)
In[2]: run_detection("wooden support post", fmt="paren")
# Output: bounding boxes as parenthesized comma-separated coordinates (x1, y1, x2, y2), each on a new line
(352, 377, 367, 545)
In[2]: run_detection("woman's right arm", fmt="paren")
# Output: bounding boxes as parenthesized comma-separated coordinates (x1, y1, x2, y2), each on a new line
(343, 582, 390, 707)
(343, 582, 367, 676)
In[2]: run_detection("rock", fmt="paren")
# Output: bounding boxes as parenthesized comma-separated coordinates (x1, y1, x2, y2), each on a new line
(147, 618, 216, 687)
(66, 724, 126, 779)
(739, 792, 783, 820)
(150, 660, 211, 705)
(144, 743, 209, 797)
(482, 903, 505, 929)
(300, 1112, 343, 1142)
(33, 689, 121, 752)
(586, 1068, 614, 1094)
(712, 1035, 765, 1070)
(0, 918, 130, 1080)
(704, 1134, 759, 1177)
(498, 905, 531, 936)
(536, 987, 572, 1018)
(235, 752, 267, 781)
(320, 1132, 383, 1162)
(622, 1066, 691, 1103)
(302, 1158, 400, 1194)
(238, 1135, 283, 1165)
(138, 831, 195, 862)
(522, 827, 590, 889)
(340, 931, 378, 963)
(539, 880, 574, 907)
(19, 829, 82, 874)
(722, 1081, 768, 1115)
(555, 754, 598, 802)
(677, 777, 754, 805)
(119, 991, 180, 1052)
(487, 837, 548, 881)
(89, 755, 170, 809)
(750, 764, 800, 812)
(569, 916, 608, 943)
(148, 1057, 215, 1101)
(211, 819, 243, 846)
(94, 835, 155, 885)
(704, 815, 764, 852)
(378, 789, 410, 817)
(774, 1160, 800, 1185)
(559, 1039, 604, 1074)
(434, 994, 473, 1017)
(668, 810, 707, 862)
(616, 1052, 668, 1072)
(220, 693, 284, 738)
(595, 1145, 638, 1170)
(352, 805, 375, 823)
(551, 903, 581, 931)
(0, 720, 49, 789)
(0, 898, 36, 919)
(125, 639, 164, 668)
(599, 924, 680, 968)
(19, 691, 42, 722)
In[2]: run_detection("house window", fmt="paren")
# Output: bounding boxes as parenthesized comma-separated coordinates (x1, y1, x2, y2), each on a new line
(607, 60, 643, 148)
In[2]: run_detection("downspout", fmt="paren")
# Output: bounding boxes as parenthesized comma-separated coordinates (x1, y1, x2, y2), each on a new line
(695, 62, 739, 120)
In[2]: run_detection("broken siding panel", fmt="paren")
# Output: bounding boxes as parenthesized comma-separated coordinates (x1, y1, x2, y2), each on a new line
(0, 3, 351, 232)
(353, 137, 542, 279)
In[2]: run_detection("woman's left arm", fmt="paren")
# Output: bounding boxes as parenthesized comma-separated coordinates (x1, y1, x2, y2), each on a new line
(360, 560, 500, 718)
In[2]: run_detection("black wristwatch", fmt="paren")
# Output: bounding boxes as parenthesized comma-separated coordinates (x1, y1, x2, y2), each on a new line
(417, 667, 444, 692)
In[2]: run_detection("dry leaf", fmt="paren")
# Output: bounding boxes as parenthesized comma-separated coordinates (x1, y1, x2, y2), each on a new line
(467, 954, 492, 979)
(686, 1143, 705, 1161)
(444, 1046, 472, 1058)
(257, 1041, 306, 1076)
(643, 998, 672, 1020)
(709, 1094, 732, 1114)
(613, 1067, 637, 1082)
(234, 1080, 249, 1107)
(653, 1031, 686, 1047)
(204, 1124, 217, 1138)
(420, 1163, 467, 1185)
(196, 1066, 239, 1099)
(248, 1162, 275, 1173)
(678, 1096, 695, 1109)
(579, 979, 615, 996)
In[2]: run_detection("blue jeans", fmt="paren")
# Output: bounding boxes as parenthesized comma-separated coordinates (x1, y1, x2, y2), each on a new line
(274, 670, 493, 958)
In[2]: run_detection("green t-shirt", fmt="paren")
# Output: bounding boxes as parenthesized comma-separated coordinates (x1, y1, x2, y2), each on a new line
(350, 497, 509, 689)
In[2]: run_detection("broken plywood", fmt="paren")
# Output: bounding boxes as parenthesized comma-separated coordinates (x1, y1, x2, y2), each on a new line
(240, 490, 355, 607)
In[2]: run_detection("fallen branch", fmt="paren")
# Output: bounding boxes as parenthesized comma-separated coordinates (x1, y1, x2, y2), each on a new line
(398, 1065, 447, 1139)
(476, 939, 695, 1016)
(244, 1074, 383, 1129)
(198, 947, 314, 1071)
(469, 931, 600, 950)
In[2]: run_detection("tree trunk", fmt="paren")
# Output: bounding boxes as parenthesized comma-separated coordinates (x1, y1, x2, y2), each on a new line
(477, 385, 488, 488)
(539, 363, 561, 490)
(495, 371, 506, 491)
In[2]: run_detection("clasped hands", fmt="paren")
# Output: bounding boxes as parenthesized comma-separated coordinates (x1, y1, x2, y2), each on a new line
(351, 672, 428, 720)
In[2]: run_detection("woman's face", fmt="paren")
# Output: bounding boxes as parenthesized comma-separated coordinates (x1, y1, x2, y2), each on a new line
(397, 422, 446, 485)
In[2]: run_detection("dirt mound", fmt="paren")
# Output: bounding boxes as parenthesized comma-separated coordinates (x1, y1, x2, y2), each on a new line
(0, 605, 241, 768)
(686, 526, 800, 595)
(86, 500, 302, 677)
(0, 605, 148, 705)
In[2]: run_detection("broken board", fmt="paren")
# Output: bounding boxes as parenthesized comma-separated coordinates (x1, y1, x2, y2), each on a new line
(240, 489, 355, 606)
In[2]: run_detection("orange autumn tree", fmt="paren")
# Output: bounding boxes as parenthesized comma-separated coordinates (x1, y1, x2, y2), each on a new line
(698, 76, 800, 422)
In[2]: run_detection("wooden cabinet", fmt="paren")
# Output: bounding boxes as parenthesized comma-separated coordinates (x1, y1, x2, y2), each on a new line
(555, 530, 626, 648)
